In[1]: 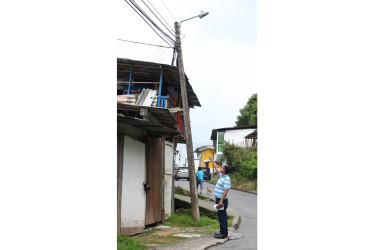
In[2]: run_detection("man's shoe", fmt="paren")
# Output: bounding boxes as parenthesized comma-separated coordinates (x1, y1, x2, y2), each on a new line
(214, 232, 227, 239)
(214, 231, 220, 235)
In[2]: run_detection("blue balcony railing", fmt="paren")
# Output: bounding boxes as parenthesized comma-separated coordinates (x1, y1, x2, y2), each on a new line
(157, 96, 168, 108)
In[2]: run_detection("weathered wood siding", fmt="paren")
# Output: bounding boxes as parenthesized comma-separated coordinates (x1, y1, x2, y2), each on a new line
(145, 136, 162, 225)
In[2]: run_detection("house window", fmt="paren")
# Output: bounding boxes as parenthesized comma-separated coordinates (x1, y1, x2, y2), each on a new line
(205, 162, 209, 168)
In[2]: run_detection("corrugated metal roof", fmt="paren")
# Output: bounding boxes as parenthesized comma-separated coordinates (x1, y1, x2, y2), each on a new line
(117, 58, 201, 108)
(117, 103, 187, 143)
(118, 103, 177, 128)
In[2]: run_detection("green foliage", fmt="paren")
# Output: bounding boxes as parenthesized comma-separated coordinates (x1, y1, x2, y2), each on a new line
(235, 94, 257, 127)
(117, 236, 147, 250)
(222, 142, 257, 180)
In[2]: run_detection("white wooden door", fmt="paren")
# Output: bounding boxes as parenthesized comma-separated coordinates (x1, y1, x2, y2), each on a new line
(164, 141, 174, 219)
(121, 135, 146, 235)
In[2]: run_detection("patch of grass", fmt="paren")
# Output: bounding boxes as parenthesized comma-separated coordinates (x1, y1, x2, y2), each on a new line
(230, 172, 257, 192)
(117, 236, 147, 250)
(140, 237, 184, 245)
(247, 179, 257, 192)
(123, 209, 235, 249)
(164, 208, 234, 231)
(175, 186, 188, 196)
(133, 228, 186, 246)
(142, 234, 186, 245)
(140, 228, 162, 236)
(165, 213, 220, 230)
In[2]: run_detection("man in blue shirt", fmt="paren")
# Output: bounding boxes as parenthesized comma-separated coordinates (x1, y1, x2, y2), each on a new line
(196, 167, 204, 195)
(209, 155, 231, 239)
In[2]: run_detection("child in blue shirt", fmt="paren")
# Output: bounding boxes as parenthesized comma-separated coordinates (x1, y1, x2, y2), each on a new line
(196, 167, 205, 194)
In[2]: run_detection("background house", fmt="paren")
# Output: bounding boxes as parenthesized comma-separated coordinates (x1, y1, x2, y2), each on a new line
(194, 145, 222, 177)
(210, 126, 257, 164)
(117, 59, 200, 236)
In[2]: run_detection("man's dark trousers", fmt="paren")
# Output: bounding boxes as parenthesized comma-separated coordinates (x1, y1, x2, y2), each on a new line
(215, 198, 229, 236)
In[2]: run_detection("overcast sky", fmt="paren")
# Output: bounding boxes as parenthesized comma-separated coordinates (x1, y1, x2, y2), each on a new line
(117, 0, 257, 164)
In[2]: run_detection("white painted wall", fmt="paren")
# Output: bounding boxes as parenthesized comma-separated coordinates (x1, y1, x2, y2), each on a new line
(164, 141, 174, 219)
(224, 129, 256, 147)
(194, 159, 201, 172)
(121, 135, 147, 229)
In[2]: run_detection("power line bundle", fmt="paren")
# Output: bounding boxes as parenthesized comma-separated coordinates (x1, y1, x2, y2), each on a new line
(124, 0, 176, 48)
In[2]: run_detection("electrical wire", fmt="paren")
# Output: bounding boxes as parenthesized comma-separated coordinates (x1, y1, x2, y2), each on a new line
(142, 47, 166, 61)
(160, 0, 177, 22)
(124, 0, 174, 47)
(117, 38, 173, 48)
(128, 0, 174, 45)
(156, 50, 173, 63)
(128, 0, 175, 45)
(124, 0, 173, 46)
(152, 48, 170, 61)
(146, 0, 175, 33)
(141, 0, 175, 38)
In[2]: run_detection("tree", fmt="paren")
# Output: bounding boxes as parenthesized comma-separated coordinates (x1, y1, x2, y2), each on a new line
(235, 94, 257, 127)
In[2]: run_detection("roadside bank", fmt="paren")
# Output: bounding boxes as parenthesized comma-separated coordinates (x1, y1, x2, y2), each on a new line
(209, 172, 257, 194)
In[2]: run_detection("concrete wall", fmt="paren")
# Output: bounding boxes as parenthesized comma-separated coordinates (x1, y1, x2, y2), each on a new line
(164, 141, 174, 219)
(121, 135, 147, 230)
(224, 129, 256, 147)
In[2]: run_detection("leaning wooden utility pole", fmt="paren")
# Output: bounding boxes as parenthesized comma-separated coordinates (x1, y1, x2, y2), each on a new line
(174, 21, 200, 221)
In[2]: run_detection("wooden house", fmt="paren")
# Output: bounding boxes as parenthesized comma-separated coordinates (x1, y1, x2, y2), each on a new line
(117, 59, 200, 236)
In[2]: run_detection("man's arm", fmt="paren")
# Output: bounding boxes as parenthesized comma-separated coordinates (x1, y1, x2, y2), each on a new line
(218, 189, 229, 208)
(209, 155, 222, 173)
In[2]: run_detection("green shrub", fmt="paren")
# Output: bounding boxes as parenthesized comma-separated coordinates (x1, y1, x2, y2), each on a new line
(222, 142, 257, 180)
(239, 157, 257, 179)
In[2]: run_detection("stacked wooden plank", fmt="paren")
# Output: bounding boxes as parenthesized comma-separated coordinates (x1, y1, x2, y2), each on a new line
(117, 95, 136, 105)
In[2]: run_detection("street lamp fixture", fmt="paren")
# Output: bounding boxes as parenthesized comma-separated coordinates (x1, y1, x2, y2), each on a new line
(172, 11, 209, 65)
(179, 11, 209, 24)
(199, 11, 209, 19)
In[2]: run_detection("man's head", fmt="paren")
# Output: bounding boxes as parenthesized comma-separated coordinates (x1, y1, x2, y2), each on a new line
(222, 164, 231, 175)
(198, 167, 202, 171)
